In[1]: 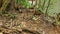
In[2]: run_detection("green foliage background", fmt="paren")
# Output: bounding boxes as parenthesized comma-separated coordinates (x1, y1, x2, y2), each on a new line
(15, 0, 60, 17)
(39, 0, 60, 17)
(15, 0, 30, 8)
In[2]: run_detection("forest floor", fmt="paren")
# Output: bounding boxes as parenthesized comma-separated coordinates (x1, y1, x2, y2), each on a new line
(0, 8, 60, 34)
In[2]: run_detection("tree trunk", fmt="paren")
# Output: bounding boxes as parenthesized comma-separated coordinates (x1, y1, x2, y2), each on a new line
(0, 0, 11, 15)
(0, 0, 3, 8)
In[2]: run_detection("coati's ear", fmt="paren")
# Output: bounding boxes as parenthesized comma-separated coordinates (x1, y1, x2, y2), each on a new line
(0, 0, 3, 8)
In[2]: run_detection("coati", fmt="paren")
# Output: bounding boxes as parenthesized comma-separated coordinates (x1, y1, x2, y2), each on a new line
(0, 0, 3, 8)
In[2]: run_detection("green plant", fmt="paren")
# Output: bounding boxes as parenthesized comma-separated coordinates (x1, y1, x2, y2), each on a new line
(15, 0, 29, 8)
